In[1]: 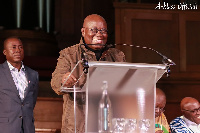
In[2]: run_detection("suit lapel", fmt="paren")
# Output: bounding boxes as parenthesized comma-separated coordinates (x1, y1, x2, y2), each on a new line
(23, 66, 32, 99)
(2, 61, 21, 103)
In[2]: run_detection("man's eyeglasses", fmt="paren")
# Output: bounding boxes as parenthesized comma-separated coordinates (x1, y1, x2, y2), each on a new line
(155, 107, 165, 113)
(182, 107, 200, 114)
(84, 28, 108, 34)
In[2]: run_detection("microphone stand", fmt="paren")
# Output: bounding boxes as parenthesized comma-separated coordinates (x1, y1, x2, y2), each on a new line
(60, 60, 83, 91)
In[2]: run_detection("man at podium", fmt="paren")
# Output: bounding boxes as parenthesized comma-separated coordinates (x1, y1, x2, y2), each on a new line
(51, 14, 125, 133)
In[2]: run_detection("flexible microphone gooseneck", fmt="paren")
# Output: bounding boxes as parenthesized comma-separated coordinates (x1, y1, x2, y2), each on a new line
(105, 43, 176, 66)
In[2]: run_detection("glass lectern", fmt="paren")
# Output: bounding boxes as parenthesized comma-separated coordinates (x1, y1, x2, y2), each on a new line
(85, 61, 167, 133)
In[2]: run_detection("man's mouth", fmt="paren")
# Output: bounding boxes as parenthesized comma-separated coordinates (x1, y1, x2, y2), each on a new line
(14, 55, 21, 58)
(93, 38, 104, 44)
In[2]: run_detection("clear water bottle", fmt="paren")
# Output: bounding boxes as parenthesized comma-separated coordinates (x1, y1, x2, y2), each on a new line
(98, 81, 113, 133)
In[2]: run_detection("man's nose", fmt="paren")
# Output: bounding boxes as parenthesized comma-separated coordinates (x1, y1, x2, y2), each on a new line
(96, 30, 104, 35)
(15, 47, 21, 52)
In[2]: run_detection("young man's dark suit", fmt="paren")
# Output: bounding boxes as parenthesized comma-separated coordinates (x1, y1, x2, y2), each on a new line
(0, 61, 39, 133)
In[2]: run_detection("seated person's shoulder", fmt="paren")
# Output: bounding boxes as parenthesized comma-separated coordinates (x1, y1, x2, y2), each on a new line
(170, 116, 184, 127)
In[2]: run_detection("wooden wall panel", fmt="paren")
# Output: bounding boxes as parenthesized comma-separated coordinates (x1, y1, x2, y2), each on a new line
(130, 18, 176, 64)
(186, 21, 200, 65)
(55, 0, 83, 50)
(179, 13, 200, 72)
(185, 15, 200, 72)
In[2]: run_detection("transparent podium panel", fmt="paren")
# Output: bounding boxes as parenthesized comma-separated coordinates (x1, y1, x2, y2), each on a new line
(85, 61, 167, 133)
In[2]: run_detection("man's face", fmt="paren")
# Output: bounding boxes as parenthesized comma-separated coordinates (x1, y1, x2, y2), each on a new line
(81, 19, 108, 50)
(155, 95, 166, 118)
(3, 38, 24, 65)
(182, 102, 200, 124)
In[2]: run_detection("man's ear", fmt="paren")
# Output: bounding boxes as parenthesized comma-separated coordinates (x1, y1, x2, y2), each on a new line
(81, 28, 85, 37)
(3, 49, 6, 56)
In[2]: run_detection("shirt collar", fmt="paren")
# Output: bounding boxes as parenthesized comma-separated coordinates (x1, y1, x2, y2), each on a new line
(183, 116, 198, 126)
(7, 61, 25, 72)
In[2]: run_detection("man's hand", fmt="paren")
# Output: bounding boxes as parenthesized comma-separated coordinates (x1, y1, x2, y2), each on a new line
(62, 72, 77, 88)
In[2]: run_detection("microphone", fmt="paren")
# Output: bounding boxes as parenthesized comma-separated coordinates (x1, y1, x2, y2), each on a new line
(80, 44, 89, 74)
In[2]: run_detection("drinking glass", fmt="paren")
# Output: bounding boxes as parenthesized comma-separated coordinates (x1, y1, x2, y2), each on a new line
(125, 119, 137, 132)
(138, 119, 150, 131)
(112, 118, 126, 133)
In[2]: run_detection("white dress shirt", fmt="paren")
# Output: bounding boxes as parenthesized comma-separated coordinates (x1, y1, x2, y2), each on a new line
(183, 116, 200, 133)
(7, 61, 28, 100)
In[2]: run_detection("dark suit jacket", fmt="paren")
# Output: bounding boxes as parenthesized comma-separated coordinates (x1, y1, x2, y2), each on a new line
(0, 61, 39, 133)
